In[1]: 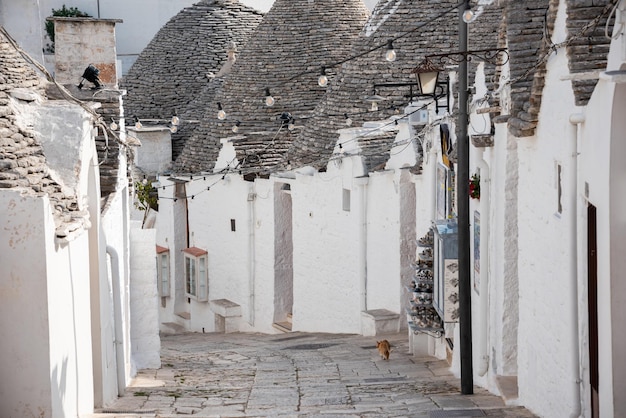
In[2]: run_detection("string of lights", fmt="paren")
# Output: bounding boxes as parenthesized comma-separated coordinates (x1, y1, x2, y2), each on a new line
(2, 1, 617, 183)
(151, 99, 440, 200)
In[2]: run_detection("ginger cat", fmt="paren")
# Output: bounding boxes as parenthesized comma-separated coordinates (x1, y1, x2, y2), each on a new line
(376, 339, 391, 360)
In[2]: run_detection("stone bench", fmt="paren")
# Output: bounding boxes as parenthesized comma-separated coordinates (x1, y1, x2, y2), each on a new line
(209, 299, 241, 333)
(361, 309, 400, 336)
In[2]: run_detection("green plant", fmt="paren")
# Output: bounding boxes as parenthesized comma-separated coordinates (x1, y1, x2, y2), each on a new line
(44, 5, 91, 53)
(135, 179, 158, 226)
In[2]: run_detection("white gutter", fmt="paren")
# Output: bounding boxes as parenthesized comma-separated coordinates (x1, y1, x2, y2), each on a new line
(568, 112, 585, 418)
(248, 188, 256, 326)
(106, 244, 126, 397)
(476, 153, 491, 377)
(355, 176, 369, 312)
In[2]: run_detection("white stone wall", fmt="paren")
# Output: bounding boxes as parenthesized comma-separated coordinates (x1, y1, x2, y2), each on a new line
(101, 186, 133, 402)
(130, 127, 172, 175)
(0, 192, 94, 418)
(130, 224, 161, 370)
(290, 171, 363, 333)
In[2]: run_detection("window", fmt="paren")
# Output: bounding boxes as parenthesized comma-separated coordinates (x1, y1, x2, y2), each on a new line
(342, 188, 351, 211)
(156, 246, 170, 297)
(183, 247, 208, 301)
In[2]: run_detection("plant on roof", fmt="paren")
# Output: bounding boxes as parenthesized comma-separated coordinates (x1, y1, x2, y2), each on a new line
(44, 5, 91, 53)
(135, 179, 158, 227)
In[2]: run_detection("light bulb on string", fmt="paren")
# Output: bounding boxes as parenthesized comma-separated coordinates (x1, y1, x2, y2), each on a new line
(171, 115, 180, 126)
(265, 88, 275, 107)
(169, 125, 178, 134)
(134, 117, 142, 130)
(110, 119, 118, 131)
(232, 121, 241, 133)
(385, 40, 397, 62)
(462, 7, 475, 23)
(318, 66, 328, 87)
(217, 102, 226, 120)
(344, 113, 353, 126)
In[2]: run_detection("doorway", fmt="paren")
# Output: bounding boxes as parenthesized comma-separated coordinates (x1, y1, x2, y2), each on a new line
(273, 183, 294, 331)
(587, 204, 598, 418)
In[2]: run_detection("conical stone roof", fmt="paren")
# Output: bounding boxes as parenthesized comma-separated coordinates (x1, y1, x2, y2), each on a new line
(121, 0, 264, 122)
(287, 0, 504, 170)
(174, 0, 370, 175)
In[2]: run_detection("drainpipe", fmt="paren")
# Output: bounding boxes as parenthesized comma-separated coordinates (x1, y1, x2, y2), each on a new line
(248, 187, 256, 326)
(106, 244, 126, 397)
(476, 152, 491, 377)
(568, 112, 585, 418)
(355, 176, 369, 313)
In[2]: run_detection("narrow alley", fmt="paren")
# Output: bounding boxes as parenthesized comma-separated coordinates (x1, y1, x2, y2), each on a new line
(93, 332, 536, 417)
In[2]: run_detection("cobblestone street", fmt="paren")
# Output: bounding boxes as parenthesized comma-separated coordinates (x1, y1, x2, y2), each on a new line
(92, 332, 536, 417)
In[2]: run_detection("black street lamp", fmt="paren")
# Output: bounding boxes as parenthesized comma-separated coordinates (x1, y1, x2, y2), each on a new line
(412, 1, 508, 396)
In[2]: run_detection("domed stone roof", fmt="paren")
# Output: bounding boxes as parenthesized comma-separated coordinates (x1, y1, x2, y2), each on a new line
(287, 0, 504, 169)
(121, 0, 264, 122)
(174, 0, 370, 175)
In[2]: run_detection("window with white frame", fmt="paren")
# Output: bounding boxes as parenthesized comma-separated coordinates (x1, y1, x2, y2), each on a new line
(183, 247, 208, 301)
(156, 246, 170, 297)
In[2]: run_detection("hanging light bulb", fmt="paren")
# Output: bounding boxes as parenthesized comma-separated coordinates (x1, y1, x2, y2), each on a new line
(110, 119, 118, 131)
(370, 101, 379, 112)
(318, 66, 328, 87)
(385, 40, 397, 62)
(462, 7, 475, 23)
(344, 113, 353, 126)
(288, 121, 296, 131)
(217, 102, 226, 120)
(232, 121, 241, 133)
(169, 125, 178, 134)
(265, 88, 275, 107)
(171, 115, 180, 126)
(134, 117, 142, 130)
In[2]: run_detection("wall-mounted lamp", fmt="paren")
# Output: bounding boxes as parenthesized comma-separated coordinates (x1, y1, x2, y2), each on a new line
(412, 58, 443, 95)
(364, 93, 386, 112)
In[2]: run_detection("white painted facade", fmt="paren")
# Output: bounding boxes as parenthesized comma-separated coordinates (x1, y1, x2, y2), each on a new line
(401, 2, 626, 417)
(154, 120, 420, 336)
(0, 16, 162, 416)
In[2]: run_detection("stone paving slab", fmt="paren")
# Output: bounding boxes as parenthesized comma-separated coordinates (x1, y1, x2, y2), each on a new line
(88, 332, 537, 418)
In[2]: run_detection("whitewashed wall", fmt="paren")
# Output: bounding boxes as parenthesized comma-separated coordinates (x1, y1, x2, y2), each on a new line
(129, 224, 160, 370)
(577, 2, 626, 415)
(0, 192, 94, 418)
(290, 171, 363, 333)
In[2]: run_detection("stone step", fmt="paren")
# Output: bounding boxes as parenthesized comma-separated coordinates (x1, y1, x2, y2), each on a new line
(272, 321, 292, 333)
(160, 322, 186, 335)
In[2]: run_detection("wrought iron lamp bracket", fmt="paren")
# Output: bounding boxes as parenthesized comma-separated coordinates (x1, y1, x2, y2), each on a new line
(426, 48, 509, 67)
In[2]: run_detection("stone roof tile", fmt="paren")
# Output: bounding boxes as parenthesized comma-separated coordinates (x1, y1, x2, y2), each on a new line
(0, 31, 82, 236)
(121, 0, 264, 123)
(287, 0, 503, 170)
(174, 0, 370, 176)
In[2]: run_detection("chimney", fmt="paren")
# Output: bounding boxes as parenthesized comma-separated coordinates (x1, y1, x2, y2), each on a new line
(48, 17, 122, 87)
